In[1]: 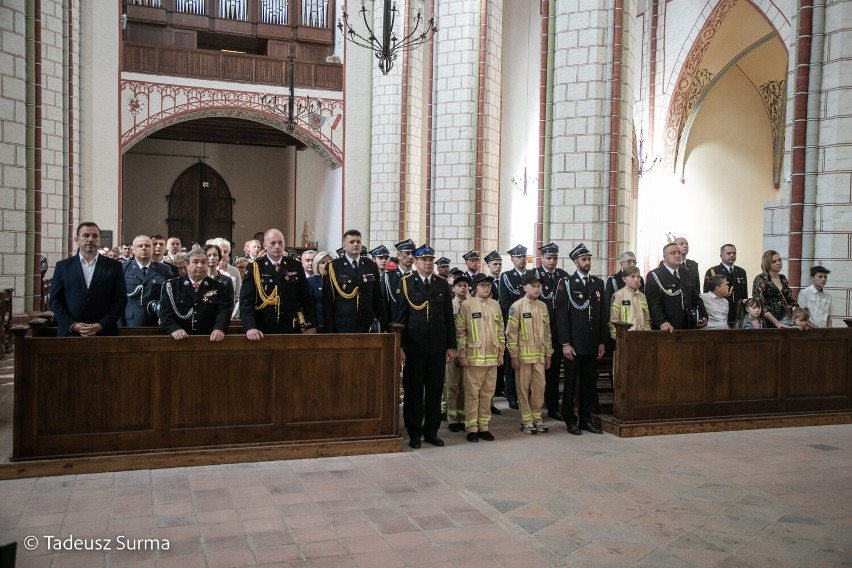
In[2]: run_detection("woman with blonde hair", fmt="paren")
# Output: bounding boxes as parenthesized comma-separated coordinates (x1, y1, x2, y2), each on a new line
(308, 251, 333, 330)
(752, 250, 797, 328)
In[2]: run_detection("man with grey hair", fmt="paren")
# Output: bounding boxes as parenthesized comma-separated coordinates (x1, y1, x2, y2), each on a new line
(301, 249, 317, 278)
(605, 251, 645, 308)
(159, 248, 232, 341)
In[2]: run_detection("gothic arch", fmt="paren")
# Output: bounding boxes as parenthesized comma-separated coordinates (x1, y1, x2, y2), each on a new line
(661, 0, 788, 173)
(120, 79, 343, 169)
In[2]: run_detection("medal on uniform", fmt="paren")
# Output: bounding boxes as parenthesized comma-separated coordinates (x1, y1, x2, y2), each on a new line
(578, 293, 584, 299)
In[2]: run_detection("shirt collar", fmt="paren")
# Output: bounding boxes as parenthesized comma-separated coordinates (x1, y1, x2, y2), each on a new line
(79, 252, 97, 265)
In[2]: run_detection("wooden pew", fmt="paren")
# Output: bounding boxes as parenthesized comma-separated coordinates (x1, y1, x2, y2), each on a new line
(7, 325, 402, 478)
(601, 322, 852, 436)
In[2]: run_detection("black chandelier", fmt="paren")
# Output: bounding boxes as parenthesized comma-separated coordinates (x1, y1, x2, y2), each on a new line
(261, 46, 321, 132)
(338, 0, 437, 75)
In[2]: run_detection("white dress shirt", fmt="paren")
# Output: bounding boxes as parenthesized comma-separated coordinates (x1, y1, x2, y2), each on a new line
(798, 284, 831, 327)
(80, 253, 98, 288)
(700, 292, 729, 329)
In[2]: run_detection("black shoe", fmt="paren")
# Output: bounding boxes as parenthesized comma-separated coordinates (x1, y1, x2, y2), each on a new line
(508, 399, 519, 410)
(548, 411, 564, 421)
(448, 423, 464, 432)
(566, 423, 582, 436)
(490, 405, 502, 415)
(579, 421, 603, 434)
(441, 412, 447, 422)
(408, 438, 421, 449)
(467, 432, 479, 442)
(478, 431, 495, 441)
(424, 435, 445, 447)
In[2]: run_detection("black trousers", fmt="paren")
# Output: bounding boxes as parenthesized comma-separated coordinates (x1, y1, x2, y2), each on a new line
(402, 351, 446, 439)
(503, 352, 517, 402)
(561, 354, 599, 425)
(544, 348, 563, 412)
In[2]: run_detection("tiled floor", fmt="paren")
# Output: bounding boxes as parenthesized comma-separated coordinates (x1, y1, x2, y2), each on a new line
(1, 408, 851, 567)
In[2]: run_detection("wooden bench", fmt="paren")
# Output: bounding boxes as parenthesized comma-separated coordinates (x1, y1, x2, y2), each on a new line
(601, 322, 852, 436)
(7, 324, 402, 478)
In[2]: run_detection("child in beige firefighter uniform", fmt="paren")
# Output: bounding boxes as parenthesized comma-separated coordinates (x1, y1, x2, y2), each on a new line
(506, 271, 554, 435)
(456, 273, 505, 442)
(446, 274, 471, 433)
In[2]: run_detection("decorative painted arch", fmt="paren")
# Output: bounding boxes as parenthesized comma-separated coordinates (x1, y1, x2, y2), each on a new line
(661, 0, 789, 173)
(674, 32, 785, 182)
(120, 79, 343, 169)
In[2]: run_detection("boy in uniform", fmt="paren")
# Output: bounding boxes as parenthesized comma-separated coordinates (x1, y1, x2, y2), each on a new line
(445, 274, 471, 432)
(506, 271, 553, 435)
(456, 273, 505, 442)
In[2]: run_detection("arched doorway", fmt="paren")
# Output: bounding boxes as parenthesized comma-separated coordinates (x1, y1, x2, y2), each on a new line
(167, 163, 234, 245)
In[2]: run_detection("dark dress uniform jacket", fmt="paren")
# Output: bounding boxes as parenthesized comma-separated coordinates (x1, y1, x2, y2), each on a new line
(395, 274, 457, 354)
(645, 265, 707, 330)
(703, 263, 748, 323)
(122, 261, 173, 327)
(555, 272, 609, 355)
(50, 254, 128, 336)
(323, 256, 389, 333)
(498, 270, 525, 320)
(240, 256, 317, 334)
(535, 266, 568, 345)
(159, 276, 232, 335)
(382, 267, 409, 323)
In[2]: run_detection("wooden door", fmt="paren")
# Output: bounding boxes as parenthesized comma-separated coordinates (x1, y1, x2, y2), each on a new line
(167, 163, 234, 245)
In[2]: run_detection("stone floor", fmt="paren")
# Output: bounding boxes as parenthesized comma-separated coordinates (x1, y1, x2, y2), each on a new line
(1, 349, 851, 567)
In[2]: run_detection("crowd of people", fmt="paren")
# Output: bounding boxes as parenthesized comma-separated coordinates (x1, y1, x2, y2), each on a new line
(50, 222, 836, 449)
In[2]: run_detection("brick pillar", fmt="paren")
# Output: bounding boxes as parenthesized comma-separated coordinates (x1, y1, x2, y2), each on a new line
(432, 0, 503, 261)
(549, 0, 635, 274)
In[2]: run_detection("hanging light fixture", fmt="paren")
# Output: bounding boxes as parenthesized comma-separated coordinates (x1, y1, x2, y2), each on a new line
(636, 127, 658, 178)
(338, 0, 437, 75)
(261, 44, 321, 132)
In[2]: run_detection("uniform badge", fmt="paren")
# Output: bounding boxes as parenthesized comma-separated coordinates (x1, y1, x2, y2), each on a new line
(578, 293, 584, 299)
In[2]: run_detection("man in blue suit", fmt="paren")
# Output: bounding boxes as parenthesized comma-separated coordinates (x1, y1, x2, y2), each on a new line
(50, 222, 127, 336)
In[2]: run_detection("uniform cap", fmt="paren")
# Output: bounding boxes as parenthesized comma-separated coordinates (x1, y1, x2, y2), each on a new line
(484, 250, 501, 263)
(539, 242, 559, 255)
(462, 250, 480, 261)
(394, 239, 416, 252)
(507, 244, 528, 257)
(414, 244, 436, 258)
(452, 274, 472, 286)
(335, 247, 345, 257)
(435, 257, 451, 267)
(522, 271, 541, 286)
(369, 244, 390, 257)
(569, 243, 592, 260)
(470, 273, 494, 287)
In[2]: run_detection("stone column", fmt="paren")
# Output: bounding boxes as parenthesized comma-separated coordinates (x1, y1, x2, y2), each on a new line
(431, 0, 503, 261)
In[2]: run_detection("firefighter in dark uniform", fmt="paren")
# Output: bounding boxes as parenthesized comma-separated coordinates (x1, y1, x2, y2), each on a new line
(240, 228, 318, 339)
(555, 243, 609, 435)
(534, 242, 569, 420)
(323, 229, 389, 333)
(396, 244, 457, 449)
(383, 239, 416, 322)
(462, 250, 481, 279)
(160, 248, 232, 341)
(498, 244, 528, 409)
(435, 257, 451, 279)
(122, 235, 173, 327)
(483, 250, 505, 405)
(370, 244, 391, 277)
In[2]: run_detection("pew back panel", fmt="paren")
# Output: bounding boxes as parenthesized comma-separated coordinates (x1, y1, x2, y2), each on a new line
(13, 332, 401, 460)
(611, 326, 852, 429)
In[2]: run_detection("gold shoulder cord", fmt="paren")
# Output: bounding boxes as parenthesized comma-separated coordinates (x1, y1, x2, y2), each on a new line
(401, 275, 429, 319)
(328, 261, 359, 310)
(252, 262, 280, 320)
